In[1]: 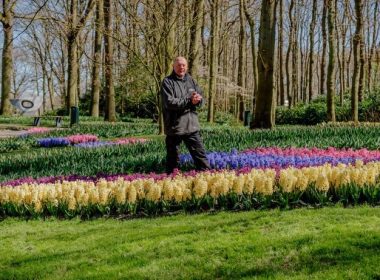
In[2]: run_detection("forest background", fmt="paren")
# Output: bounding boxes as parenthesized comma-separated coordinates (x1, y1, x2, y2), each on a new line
(0, 0, 379, 131)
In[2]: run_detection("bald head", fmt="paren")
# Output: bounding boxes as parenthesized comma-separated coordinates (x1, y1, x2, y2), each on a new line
(173, 56, 188, 78)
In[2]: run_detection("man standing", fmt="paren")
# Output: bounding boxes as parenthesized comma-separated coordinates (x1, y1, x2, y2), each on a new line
(161, 56, 211, 174)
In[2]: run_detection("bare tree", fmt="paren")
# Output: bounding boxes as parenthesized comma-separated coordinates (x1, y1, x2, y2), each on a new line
(308, 0, 317, 103)
(367, 1, 378, 92)
(252, 0, 277, 129)
(237, 0, 246, 121)
(188, 0, 204, 80)
(66, 0, 96, 116)
(90, 0, 104, 117)
(320, 0, 328, 96)
(351, 0, 363, 122)
(277, 0, 285, 105)
(326, 0, 336, 122)
(0, 0, 16, 115)
(207, 0, 220, 123)
(103, 0, 115, 121)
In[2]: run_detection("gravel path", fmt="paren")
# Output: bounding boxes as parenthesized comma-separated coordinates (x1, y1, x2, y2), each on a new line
(0, 129, 27, 138)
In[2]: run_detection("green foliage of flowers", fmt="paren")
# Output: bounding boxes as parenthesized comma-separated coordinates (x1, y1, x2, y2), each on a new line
(201, 125, 380, 151)
(0, 122, 158, 153)
(0, 125, 379, 182)
(0, 142, 165, 182)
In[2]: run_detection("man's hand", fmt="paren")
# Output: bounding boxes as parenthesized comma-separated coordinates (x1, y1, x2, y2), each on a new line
(191, 92, 202, 105)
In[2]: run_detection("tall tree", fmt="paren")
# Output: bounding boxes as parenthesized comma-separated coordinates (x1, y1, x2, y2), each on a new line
(367, 1, 378, 92)
(252, 0, 277, 129)
(291, 2, 298, 105)
(320, 0, 328, 96)
(237, 0, 246, 121)
(326, 0, 336, 122)
(351, 0, 363, 122)
(103, 0, 115, 121)
(66, 0, 96, 115)
(207, 0, 220, 123)
(357, 1, 365, 103)
(0, 0, 15, 115)
(188, 0, 204, 79)
(244, 0, 259, 109)
(277, 0, 285, 105)
(308, 0, 317, 102)
(90, 0, 104, 117)
(285, 0, 295, 107)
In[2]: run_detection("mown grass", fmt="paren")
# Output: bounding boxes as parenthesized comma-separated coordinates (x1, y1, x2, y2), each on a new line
(1, 206, 380, 280)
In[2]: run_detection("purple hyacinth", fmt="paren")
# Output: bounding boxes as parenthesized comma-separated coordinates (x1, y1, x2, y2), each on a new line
(37, 137, 70, 147)
(179, 149, 380, 170)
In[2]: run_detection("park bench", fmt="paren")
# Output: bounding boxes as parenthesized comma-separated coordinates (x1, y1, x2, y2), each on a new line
(33, 116, 63, 127)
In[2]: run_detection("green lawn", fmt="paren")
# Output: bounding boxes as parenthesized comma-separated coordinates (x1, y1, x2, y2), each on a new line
(1, 206, 380, 280)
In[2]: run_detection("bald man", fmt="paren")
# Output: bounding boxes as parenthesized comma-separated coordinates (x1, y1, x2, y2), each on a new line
(161, 56, 210, 174)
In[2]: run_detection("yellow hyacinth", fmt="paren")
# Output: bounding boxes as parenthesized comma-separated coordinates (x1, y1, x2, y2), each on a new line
(173, 184, 183, 202)
(315, 173, 329, 192)
(162, 178, 174, 200)
(146, 183, 161, 202)
(68, 197, 76, 210)
(115, 186, 127, 204)
(232, 175, 245, 195)
(193, 177, 208, 198)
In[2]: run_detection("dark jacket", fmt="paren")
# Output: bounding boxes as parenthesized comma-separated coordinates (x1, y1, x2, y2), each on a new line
(161, 71, 204, 135)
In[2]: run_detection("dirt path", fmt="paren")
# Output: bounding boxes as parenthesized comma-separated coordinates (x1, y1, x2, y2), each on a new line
(0, 129, 28, 138)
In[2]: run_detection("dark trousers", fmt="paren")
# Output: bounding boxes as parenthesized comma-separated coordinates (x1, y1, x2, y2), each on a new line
(165, 131, 210, 174)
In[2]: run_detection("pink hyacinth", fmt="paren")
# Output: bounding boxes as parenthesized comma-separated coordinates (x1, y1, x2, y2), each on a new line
(26, 127, 50, 134)
(65, 134, 98, 144)
(242, 147, 380, 160)
(113, 138, 147, 145)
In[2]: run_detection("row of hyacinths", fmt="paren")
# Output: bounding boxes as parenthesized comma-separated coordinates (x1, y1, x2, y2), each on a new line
(0, 147, 380, 217)
(180, 147, 380, 170)
(36, 134, 147, 148)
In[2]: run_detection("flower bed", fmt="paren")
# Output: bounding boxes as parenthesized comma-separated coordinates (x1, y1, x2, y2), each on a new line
(74, 137, 148, 148)
(26, 127, 51, 134)
(180, 147, 380, 170)
(36, 134, 148, 148)
(37, 137, 70, 148)
(65, 134, 99, 144)
(0, 160, 379, 218)
(37, 134, 98, 147)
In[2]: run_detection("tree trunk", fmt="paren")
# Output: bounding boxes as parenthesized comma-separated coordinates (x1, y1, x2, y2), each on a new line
(358, 26, 365, 103)
(252, 0, 277, 129)
(0, 2, 14, 116)
(237, 0, 246, 121)
(308, 0, 317, 103)
(286, 1, 295, 107)
(367, 1, 378, 92)
(326, 0, 336, 122)
(67, 0, 79, 112)
(244, 0, 259, 111)
(207, 0, 220, 123)
(47, 76, 54, 111)
(291, 3, 298, 106)
(104, 0, 116, 122)
(278, 0, 285, 106)
(91, 0, 103, 117)
(320, 0, 328, 96)
(201, 4, 207, 69)
(67, 0, 96, 116)
(188, 0, 204, 80)
(351, 0, 363, 122)
(67, 33, 78, 111)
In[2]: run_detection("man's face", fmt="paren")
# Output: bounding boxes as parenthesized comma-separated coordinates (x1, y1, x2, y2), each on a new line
(173, 58, 188, 78)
